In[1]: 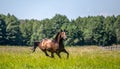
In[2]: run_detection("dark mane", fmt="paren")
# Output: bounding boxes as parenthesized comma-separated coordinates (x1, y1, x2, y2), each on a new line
(55, 32, 60, 42)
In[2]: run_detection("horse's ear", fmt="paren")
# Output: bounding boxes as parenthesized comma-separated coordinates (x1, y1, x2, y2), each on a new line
(60, 29, 63, 32)
(62, 29, 66, 32)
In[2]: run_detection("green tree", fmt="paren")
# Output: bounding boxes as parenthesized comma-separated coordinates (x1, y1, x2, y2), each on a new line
(5, 14, 21, 45)
(102, 16, 116, 46)
(19, 19, 33, 46)
(114, 15, 120, 44)
(90, 16, 104, 46)
(51, 14, 69, 34)
(0, 19, 6, 45)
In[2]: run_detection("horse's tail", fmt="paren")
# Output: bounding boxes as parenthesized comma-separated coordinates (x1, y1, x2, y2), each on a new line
(32, 41, 39, 53)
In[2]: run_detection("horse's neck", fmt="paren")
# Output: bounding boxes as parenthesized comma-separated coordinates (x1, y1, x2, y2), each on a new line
(55, 33, 64, 48)
(57, 36, 64, 48)
(59, 39, 64, 47)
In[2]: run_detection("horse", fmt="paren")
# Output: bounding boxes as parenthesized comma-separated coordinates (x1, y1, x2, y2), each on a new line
(32, 30, 69, 59)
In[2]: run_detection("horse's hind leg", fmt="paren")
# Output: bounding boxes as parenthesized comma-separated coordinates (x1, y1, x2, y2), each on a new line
(51, 52, 54, 58)
(42, 50, 49, 56)
(32, 42, 38, 53)
(62, 49, 69, 59)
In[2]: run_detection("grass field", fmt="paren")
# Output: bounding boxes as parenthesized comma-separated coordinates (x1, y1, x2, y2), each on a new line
(0, 46, 120, 69)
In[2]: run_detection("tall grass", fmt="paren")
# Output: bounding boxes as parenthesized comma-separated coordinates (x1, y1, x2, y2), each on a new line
(0, 46, 120, 69)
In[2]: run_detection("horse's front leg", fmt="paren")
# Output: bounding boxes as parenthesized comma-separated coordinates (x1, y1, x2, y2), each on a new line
(62, 49, 69, 59)
(56, 51, 61, 58)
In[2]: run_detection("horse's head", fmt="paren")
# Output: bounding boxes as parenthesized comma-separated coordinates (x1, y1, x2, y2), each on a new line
(60, 30, 67, 40)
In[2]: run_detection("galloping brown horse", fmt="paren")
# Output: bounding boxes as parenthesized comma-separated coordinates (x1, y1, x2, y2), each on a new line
(32, 30, 69, 58)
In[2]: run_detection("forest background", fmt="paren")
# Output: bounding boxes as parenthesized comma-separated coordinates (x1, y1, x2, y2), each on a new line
(0, 13, 120, 46)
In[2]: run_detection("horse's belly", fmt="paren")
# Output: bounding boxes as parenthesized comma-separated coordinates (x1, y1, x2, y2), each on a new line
(46, 43, 59, 52)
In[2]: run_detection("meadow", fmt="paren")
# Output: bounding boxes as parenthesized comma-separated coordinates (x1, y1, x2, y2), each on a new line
(0, 46, 120, 69)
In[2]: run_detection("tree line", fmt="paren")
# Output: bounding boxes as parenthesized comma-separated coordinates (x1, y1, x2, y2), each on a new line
(0, 13, 120, 46)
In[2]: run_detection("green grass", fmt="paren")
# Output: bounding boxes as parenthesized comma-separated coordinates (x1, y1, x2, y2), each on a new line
(0, 46, 120, 69)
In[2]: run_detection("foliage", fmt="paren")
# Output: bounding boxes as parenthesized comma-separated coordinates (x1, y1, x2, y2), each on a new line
(0, 13, 120, 46)
(0, 19, 6, 45)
